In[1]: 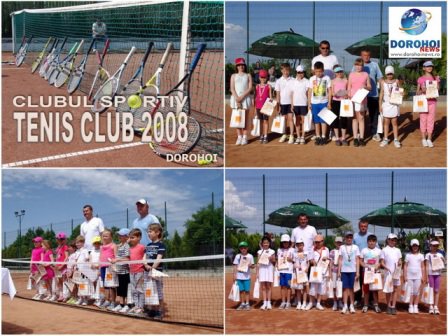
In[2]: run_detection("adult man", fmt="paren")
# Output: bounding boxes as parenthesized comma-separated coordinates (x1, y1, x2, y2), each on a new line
(80, 205, 104, 250)
(92, 17, 107, 51)
(132, 198, 160, 247)
(352, 48, 383, 141)
(311, 40, 339, 79)
(291, 213, 318, 255)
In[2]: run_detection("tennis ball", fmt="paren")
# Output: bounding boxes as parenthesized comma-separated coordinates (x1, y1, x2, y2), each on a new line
(127, 95, 142, 108)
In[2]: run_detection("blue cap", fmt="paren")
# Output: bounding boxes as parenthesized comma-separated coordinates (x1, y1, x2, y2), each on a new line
(334, 66, 344, 73)
(423, 61, 434, 67)
(118, 228, 130, 236)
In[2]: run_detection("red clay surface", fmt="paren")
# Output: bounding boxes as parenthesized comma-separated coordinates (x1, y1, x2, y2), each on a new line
(225, 272, 446, 334)
(225, 100, 446, 167)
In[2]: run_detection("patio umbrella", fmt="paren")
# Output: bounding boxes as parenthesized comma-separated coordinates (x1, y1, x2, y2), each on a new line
(345, 33, 389, 59)
(247, 30, 319, 59)
(266, 200, 349, 230)
(360, 200, 446, 229)
(225, 215, 248, 230)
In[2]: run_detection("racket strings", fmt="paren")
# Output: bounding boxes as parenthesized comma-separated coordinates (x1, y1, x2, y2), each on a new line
(92, 78, 118, 112)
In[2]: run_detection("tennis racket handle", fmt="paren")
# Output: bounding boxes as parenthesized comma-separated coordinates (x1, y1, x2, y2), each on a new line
(86, 38, 96, 55)
(123, 46, 136, 64)
(160, 42, 173, 67)
(60, 37, 68, 50)
(76, 39, 85, 53)
(190, 43, 206, 72)
(142, 42, 154, 65)
(101, 39, 111, 62)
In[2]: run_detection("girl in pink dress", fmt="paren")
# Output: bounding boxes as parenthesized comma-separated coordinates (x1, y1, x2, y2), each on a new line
(30, 237, 44, 300)
(348, 58, 371, 147)
(99, 229, 117, 309)
(41, 240, 55, 300)
(254, 69, 271, 143)
(55, 232, 69, 301)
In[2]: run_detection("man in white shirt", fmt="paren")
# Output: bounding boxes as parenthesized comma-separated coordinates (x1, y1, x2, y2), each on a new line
(80, 205, 105, 250)
(92, 17, 107, 51)
(291, 213, 317, 255)
(311, 40, 339, 79)
(132, 198, 160, 247)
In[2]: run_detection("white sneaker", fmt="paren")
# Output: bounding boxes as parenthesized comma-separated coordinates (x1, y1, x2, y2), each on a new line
(427, 139, 434, 148)
(81, 298, 88, 306)
(107, 303, 116, 311)
(32, 293, 41, 300)
(434, 306, 440, 315)
(49, 295, 57, 301)
(408, 305, 414, 314)
(332, 135, 337, 142)
(288, 136, 295, 144)
(284, 302, 291, 310)
(341, 306, 348, 314)
(422, 139, 428, 147)
(94, 299, 104, 307)
(299, 137, 305, 145)
(113, 304, 123, 312)
(372, 134, 381, 142)
(311, 135, 317, 141)
(350, 305, 356, 314)
(75, 298, 83, 305)
(296, 304, 302, 310)
(241, 138, 248, 146)
(429, 305, 434, 314)
(413, 305, 419, 314)
(279, 302, 286, 309)
(316, 303, 324, 311)
(393, 139, 401, 148)
(235, 137, 242, 145)
(127, 306, 137, 315)
(332, 302, 338, 311)
(266, 302, 272, 310)
(294, 137, 300, 144)
(301, 303, 307, 310)
(260, 303, 267, 310)
(100, 300, 110, 309)
(380, 139, 389, 147)
(279, 134, 288, 143)
(305, 302, 313, 311)
(119, 305, 130, 313)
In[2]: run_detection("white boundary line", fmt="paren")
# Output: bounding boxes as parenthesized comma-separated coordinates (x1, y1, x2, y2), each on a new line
(2, 142, 147, 168)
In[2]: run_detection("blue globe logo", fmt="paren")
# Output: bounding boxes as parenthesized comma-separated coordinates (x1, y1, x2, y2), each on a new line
(399, 8, 432, 35)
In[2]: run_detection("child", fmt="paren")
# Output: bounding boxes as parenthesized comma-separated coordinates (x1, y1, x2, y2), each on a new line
(308, 234, 329, 310)
(290, 65, 309, 144)
(41, 240, 56, 301)
(254, 69, 271, 143)
(329, 236, 343, 310)
(307, 61, 332, 145)
(338, 232, 360, 314)
(416, 60, 440, 147)
(275, 63, 295, 144)
(360, 234, 382, 313)
(230, 57, 252, 145)
(330, 66, 349, 146)
(74, 235, 91, 305)
(99, 229, 117, 309)
(144, 223, 166, 319)
(404, 239, 426, 314)
(277, 234, 294, 309)
(55, 232, 69, 302)
(348, 58, 371, 147)
(64, 241, 78, 303)
(379, 66, 402, 148)
(425, 240, 445, 314)
(256, 236, 276, 310)
(30, 236, 44, 300)
(110, 228, 131, 313)
(233, 241, 255, 310)
(380, 233, 402, 315)
(90, 236, 102, 307)
(293, 238, 309, 310)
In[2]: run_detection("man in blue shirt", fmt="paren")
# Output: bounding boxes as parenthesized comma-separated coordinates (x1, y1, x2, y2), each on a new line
(132, 198, 160, 247)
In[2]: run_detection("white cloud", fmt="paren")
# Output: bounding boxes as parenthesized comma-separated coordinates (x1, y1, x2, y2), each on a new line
(225, 23, 247, 59)
(225, 180, 257, 220)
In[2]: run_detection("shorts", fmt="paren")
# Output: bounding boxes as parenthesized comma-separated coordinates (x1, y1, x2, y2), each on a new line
(279, 104, 292, 116)
(237, 279, 251, 292)
(279, 273, 292, 287)
(256, 108, 269, 121)
(428, 274, 441, 291)
(341, 272, 356, 289)
(311, 103, 327, 124)
(293, 106, 308, 116)
(408, 279, 422, 296)
(117, 273, 130, 297)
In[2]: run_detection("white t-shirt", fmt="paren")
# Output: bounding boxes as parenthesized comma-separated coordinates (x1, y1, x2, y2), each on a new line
(289, 78, 309, 106)
(360, 247, 381, 269)
(339, 244, 360, 273)
(274, 76, 294, 105)
(291, 225, 317, 255)
(233, 253, 254, 280)
(312, 54, 339, 79)
(405, 253, 424, 279)
(380, 246, 402, 273)
(312, 247, 330, 277)
(425, 252, 445, 275)
(293, 250, 309, 271)
(307, 75, 332, 104)
(80, 217, 105, 250)
(276, 247, 294, 274)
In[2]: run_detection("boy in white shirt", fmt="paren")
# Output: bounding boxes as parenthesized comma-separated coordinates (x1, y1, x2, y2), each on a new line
(360, 234, 382, 313)
(380, 233, 402, 315)
(275, 63, 295, 144)
(338, 231, 360, 314)
(233, 241, 255, 310)
(289, 65, 309, 144)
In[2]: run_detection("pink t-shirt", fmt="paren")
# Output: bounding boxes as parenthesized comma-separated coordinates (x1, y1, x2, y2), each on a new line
(255, 84, 270, 109)
(56, 245, 68, 269)
(42, 250, 55, 279)
(31, 247, 44, 273)
(332, 78, 348, 101)
(349, 72, 369, 103)
(100, 243, 115, 266)
(417, 75, 440, 103)
(129, 244, 146, 274)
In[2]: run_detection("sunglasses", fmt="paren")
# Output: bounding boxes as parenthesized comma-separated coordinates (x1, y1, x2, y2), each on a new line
(314, 240, 323, 243)
(320, 47, 329, 50)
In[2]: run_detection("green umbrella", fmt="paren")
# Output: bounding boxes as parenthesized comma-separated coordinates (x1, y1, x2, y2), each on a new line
(266, 201, 349, 230)
(225, 215, 248, 230)
(360, 200, 446, 229)
(345, 33, 389, 59)
(247, 31, 319, 59)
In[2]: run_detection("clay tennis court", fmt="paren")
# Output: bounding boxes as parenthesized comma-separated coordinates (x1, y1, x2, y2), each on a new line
(225, 100, 446, 167)
(2, 271, 223, 334)
(225, 272, 446, 334)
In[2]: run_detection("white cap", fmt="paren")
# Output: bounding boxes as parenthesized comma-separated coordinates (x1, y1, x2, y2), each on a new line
(430, 240, 440, 245)
(136, 198, 148, 205)
(335, 236, 343, 243)
(410, 239, 419, 246)
(423, 60, 434, 67)
(281, 234, 291, 242)
(296, 65, 305, 72)
(385, 65, 395, 75)
(387, 233, 398, 239)
(295, 238, 304, 244)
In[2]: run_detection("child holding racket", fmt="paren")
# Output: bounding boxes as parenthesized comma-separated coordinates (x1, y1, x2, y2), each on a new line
(41, 240, 56, 301)
(416, 60, 440, 147)
(254, 69, 271, 143)
(233, 241, 255, 310)
(230, 57, 252, 145)
(55, 232, 69, 302)
(256, 236, 276, 310)
(64, 241, 79, 303)
(30, 237, 44, 300)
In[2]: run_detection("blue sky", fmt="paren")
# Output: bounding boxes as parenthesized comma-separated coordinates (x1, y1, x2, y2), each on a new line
(226, 1, 447, 68)
(2, 169, 223, 245)
(225, 169, 446, 240)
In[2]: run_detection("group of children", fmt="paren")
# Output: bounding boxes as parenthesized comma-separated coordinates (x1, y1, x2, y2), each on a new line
(29, 223, 166, 319)
(230, 58, 440, 148)
(232, 232, 445, 315)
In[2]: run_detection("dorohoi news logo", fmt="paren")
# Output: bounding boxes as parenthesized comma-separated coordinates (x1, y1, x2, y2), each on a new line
(389, 7, 442, 58)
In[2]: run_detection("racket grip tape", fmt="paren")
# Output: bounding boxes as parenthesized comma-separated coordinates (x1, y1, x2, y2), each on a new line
(160, 42, 173, 67)
(189, 43, 206, 72)
(142, 42, 154, 66)
(123, 46, 137, 64)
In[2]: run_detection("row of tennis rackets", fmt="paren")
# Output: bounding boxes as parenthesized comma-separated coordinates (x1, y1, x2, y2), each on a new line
(15, 36, 207, 156)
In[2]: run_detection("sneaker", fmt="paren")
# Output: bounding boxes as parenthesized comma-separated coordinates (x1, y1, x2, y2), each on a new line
(359, 138, 366, 146)
(284, 302, 291, 310)
(386, 306, 392, 315)
(244, 303, 251, 310)
(260, 303, 267, 310)
(338, 301, 344, 309)
(393, 139, 401, 148)
(132, 308, 144, 316)
(94, 299, 104, 307)
(113, 304, 123, 312)
(237, 303, 245, 310)
(294, 137, 301, 145)
(127, 307, 138, 315)
(341, 306, 348, 314)
(301, 303, 307, 310)
(266, 302, 272, 310)
(299, 137, 305, 145)
(372, 134, 381, 142)
(311, 135, 317, 141)
(296, 304, 302, 310)
(279, 134, 288, 143)
(316, 303, 324, 311)
(332, 302, 338, 311)
(354, 138, 360, 147)
(49, 294, 57, 301)
(380, 139, 389, 147)
(422, 139, 428, 147)
(100, 300, 110, 309)
(107, 303, 116, 311)
(259, 136, 264, 143)
(241, 138, 248, 146)
(32, 293, 41, 300)
(153, 310, 163, 319)
(350, 305, 356, 314)
(408, 305, 414, 314)
(413, 305, 419, 314)
(288, 136, 295, 144)
(332, 135, 337, 142)
(342, 139, 349, 146)
(75, 298, 83, 305)
(263, 136, 268, 144)
(66, 297, 75, 304)
(362, 305, 368, 313)
(57, 295, 64, 302)
(391, 307, 397, 315)
(335, 139, 342, 146)
(235, 137, 242, 145)
(305, 302, 313, 311)
(374, 304, 381, 313)
(429, 306, 434, 314)
(81, 299, 88, 306)
(119, 305, 130, 313)
(427, 139, 434, 148)
(434, 306, 440, 315)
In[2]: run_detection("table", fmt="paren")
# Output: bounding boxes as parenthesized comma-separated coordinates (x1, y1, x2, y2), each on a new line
(2, 267, 17, 300)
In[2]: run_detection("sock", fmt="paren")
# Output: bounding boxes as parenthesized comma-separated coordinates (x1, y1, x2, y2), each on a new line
(242, 135, 247, 139)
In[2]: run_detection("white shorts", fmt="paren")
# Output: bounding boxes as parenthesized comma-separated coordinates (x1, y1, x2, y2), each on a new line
(309, 280, 327, 296)
(382, 102, 399, 118)
(408, 279, 422, 296)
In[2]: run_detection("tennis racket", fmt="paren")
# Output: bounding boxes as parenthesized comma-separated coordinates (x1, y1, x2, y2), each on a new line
(15, 35, 33, 67)
(87, 38, 111, 100)
(48, 41, 79, 85)
(149, 43, 206, 157)
(54, 39, 85, 88)
(91, 46, 136, 113)
(67, 38, 96, 94)
(31, 37, 54, 73)
(43, 37, 67, 80)
(39, 38, 61, 77)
